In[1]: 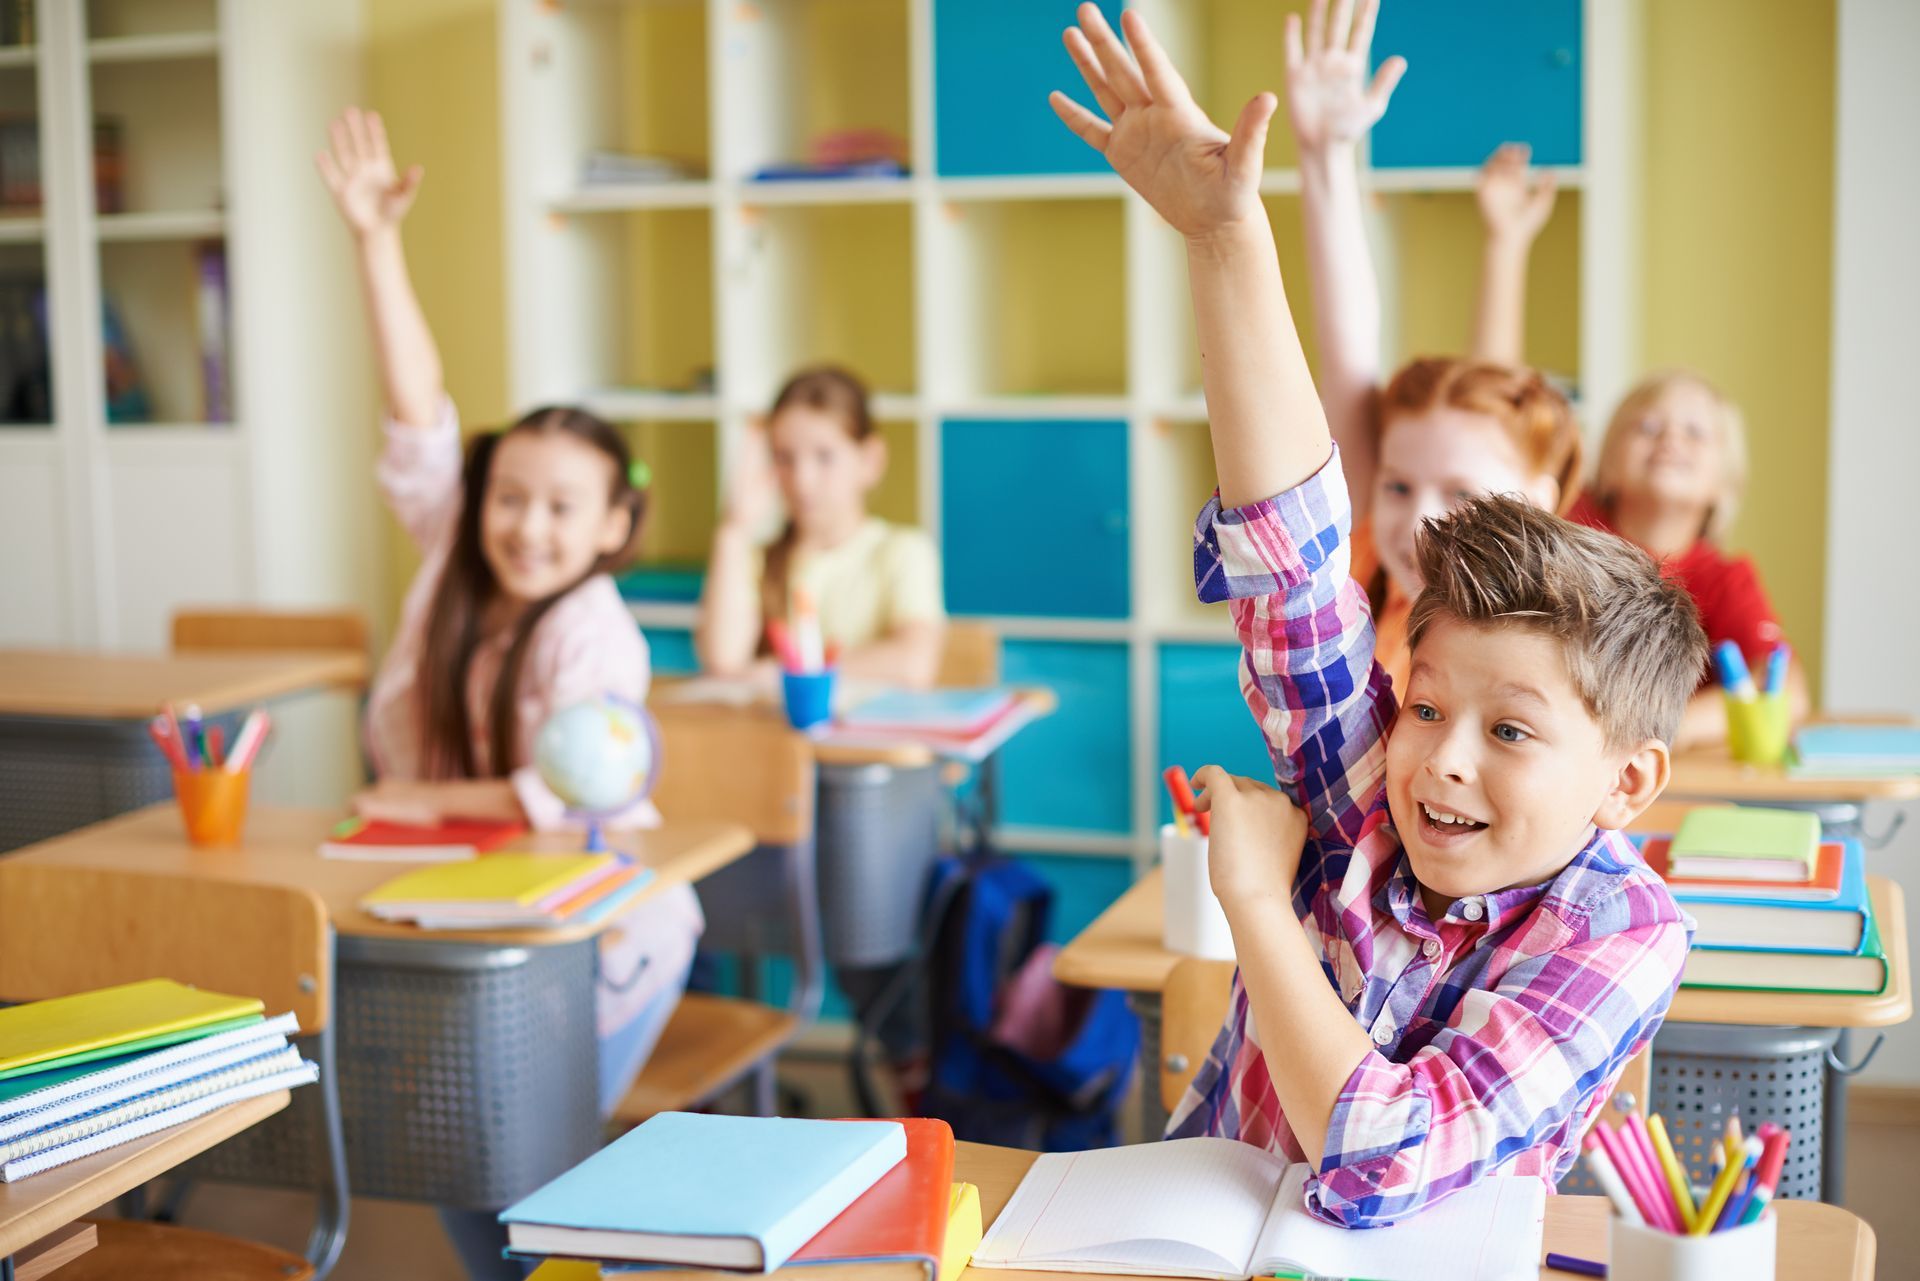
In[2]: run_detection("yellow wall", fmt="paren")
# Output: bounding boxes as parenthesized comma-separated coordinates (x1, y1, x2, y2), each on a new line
(1639, 0, 1835, 693)
(364, 0, 506, 621)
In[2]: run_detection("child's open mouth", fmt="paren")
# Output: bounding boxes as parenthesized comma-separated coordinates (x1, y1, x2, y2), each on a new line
(1419, 801, 1489, 844)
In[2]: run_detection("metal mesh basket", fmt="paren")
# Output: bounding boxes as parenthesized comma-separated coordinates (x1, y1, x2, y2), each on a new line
(1556, 1024, 1836, 1201)
(185, 935, 603, 1210)
(0, 711, 243, 852)
(814, 762, 942, 969)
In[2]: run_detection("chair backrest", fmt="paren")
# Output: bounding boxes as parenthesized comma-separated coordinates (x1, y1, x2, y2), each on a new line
(650, 706, 815, 845)
(936, 621, 1000, 688)
(1160, 956, 1237, 1113)
(171, 607, 369, 657)
(0, 863, 330, 1032)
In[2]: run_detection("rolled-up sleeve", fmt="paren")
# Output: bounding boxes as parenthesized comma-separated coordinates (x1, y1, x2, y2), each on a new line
(376, 395, 465, 551)
(1192, 447, 1394, 849)
(1307, 916, 1690, 1227)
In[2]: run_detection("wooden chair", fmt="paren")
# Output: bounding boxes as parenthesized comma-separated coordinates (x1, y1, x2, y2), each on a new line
(0, 863, 349, 1280)
(170, 608, 369, 660)
(935, 621, 1000, 688)
(610, 707, 821, 1124)
(1157, 958, 1652, 1126)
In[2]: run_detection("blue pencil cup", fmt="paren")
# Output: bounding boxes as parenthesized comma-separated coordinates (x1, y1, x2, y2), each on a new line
(781, 669, 836, 731)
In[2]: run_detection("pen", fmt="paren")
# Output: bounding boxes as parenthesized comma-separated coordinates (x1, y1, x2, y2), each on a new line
(1762, 644, 1789, 696)
(1713, 641, 1755, 700)
(1543, 1254, 1606, 1278)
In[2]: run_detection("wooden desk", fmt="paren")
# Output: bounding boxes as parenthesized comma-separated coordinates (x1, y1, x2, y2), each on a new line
(0, 1091, 288, 1261)
(526, 1139, 1875, 1281)
(0, 649, 368, 718)
(7, 804, 754, 947)
(1667, 743, 1920, 806)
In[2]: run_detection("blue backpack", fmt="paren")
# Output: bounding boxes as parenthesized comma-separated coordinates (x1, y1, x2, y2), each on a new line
(915, 854, 1139, 1150)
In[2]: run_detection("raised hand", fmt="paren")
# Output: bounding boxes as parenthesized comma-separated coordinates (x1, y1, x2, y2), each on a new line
(722, 424, 782, 535)
(315, 107, 424, 239)
(1476, 142, 1558, 246)
(1284, 0, 1406, 154)
(1050, 4, 1275, 242)
(1192, 765, 1311, 904)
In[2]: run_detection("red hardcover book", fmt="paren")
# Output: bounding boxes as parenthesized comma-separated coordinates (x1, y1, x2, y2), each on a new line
(788, 1118, 956, 1275)
(319, 817, 527, 863)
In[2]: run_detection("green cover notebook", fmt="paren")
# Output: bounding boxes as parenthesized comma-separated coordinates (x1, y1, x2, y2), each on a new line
(1669, 807, 1821, 880)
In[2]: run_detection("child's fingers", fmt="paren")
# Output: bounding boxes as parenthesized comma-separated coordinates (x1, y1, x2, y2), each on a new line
(1077, 2, 1150, 108)
(1327, 0, 1356, 55)
(1049, 91, 1113, 153)
(1365, 55, 1406, 117)
(395, 164, 426, 208)
(1304, 0, 1328, 58)
(1225, 92, 1278, 191)
(1063, 28, 1125, 122)
(1347, 0, 1381, 57)
(1120, 9, 1188, 106)
(328, 116, 357, 169)
(1283, 13, 1304, 73)
(346, 107, 374, 164)
(367, 108, 395, 165)
(314, 150, 343, 194)
(1190, 765, 1223, 811)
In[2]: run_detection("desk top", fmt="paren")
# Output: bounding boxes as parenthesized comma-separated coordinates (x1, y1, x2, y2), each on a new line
(0, 649, 369, 719)
(1055, 867, 1913, 1029)
(525, 1139, 1874, 1281)
(7, 805, 755, 947)
(654, 683, 1057, 770)
(0, 1090, 288, 1258)
(1667, 743, 1920, 804)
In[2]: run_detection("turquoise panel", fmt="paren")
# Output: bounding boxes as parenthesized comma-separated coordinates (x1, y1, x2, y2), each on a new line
(999, 639, 1131, 834)
(646, 627, 699, 677)
(933, 0, 1124, 176)
(1155, 641, 1274, 822)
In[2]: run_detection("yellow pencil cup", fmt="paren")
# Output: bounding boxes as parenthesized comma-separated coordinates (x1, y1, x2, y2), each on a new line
(1725, 692, 1791, 767)
(173, 768, 252, 847)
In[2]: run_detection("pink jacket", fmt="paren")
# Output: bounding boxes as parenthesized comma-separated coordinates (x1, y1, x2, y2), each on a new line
(364, 398, 703, 1033)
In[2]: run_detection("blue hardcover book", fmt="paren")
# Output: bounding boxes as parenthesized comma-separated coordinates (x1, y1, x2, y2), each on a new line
(1790, 725, 1920, 778)
(1667, 838, 1871, 955)
(498, 1112, 906, 1271)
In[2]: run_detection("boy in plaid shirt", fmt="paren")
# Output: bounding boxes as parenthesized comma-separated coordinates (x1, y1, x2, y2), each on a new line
(1050, 3, 1707, 1227)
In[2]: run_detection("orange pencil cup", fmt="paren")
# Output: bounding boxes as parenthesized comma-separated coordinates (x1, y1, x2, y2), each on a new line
(173, 768, 252, 847)
(1725, 692, 1791, 767)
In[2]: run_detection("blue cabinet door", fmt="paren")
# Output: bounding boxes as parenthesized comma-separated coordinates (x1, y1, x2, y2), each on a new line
(933, 0, 1124, 176)
(942, 418, 1129, 619)
(1156, 642, 1274, 822)
(1369, 0, 1581, 169)
(645, 627, 699, 677)
(999, 639, 1132, 834)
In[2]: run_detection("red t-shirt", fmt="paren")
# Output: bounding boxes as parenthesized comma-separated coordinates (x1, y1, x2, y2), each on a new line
(1566, 494, 1785, 689)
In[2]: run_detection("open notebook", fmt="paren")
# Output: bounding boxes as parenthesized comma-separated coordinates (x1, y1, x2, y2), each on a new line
(970, 1139, 1544, 1281)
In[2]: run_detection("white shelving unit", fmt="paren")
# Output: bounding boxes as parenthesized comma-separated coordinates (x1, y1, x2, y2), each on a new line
(499, 0, 1641, 872)
(0, 0, 374, 654)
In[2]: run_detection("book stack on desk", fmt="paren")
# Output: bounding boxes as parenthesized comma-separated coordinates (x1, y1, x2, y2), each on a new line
(360, 852, 655, 931)
(0, 979, 316, 1183)
(1789, 724, 1920, 779)
(501, 1113, 956, 1277)
(1641, 807, 1889, 995)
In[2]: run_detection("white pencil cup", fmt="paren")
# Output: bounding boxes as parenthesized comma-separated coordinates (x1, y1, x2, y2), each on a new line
(1608, 1213, 1775, 1281)
(1160, 824, 1234, 960)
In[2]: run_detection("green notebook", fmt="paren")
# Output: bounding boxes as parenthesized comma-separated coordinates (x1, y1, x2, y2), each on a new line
(0, 1015, 265, 1082)
(1669, 807, 1821, 881)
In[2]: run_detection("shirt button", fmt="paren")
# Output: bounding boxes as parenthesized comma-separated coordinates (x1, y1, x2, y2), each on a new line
(1372, 1024, 1394, 1046)
(1422, 939, 1441, 959)
(1462, 899, 1485, 922)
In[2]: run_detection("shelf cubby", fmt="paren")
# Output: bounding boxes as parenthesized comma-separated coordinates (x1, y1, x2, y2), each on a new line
(89, 56, 221, 216)
(85, 0, 217, 41)
(99, 237, 229, 427)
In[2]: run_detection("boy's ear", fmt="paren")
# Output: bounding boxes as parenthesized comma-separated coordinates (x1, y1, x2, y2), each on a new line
(1523, 470, 1561, 514)
(1592, 738, 1671, 831)
(598, 501, 636, 556)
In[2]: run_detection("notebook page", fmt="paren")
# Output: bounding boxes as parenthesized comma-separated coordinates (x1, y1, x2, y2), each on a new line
(1250, 1165, 1545, 1281)
(972, 1139, 1286, 1278)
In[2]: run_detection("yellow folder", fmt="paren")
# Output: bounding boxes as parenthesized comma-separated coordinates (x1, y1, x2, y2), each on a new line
(0, 978, 263, 1077)
(361, 853, 615, 909)
(940, 1182, 983, 1281)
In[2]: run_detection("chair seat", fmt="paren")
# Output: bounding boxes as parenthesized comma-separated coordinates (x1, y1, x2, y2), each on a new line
(612, 994, 799, 1125)
(64, 1220, 314, 1281)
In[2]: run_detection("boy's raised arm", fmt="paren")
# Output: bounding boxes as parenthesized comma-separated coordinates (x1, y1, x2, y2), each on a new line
(1052, 3, 1326, 508)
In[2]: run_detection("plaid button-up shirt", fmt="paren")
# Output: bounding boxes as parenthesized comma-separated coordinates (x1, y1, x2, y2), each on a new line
(1165, 450, 1690, 1229)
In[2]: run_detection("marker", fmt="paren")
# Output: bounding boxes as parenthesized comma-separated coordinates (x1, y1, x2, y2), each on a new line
(1162, 766, 1209, 837)
(1623, 1115, 1681, 1232)
(1595, 1121, 1672, 1232)
(1579, 1131, 1643, 1228)
(1737, 1128, 1791, 1226)
(1543, 1254, 1606, 1278)
(148, 714, 190, 772)
(1762, 644, 1789, 696)
(178, 703, 204, 769)
(765, 618, 801, 672)
(1714, 641, 1755, 700)
(227, 709, 273, 773)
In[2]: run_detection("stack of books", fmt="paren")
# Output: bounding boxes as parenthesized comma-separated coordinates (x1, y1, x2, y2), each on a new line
(500, 1113, 983, 1281)
(360, 852, 655, 931)
(0, 979, 317, 1182)
(812, 688, 1027, 760)
(1642, 807, 1889, 995)
(1789, 724, 1920, 779)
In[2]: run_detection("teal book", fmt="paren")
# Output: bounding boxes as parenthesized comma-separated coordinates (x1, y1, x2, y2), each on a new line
(498, 1112, 906, 1271)
(1790, 725, 1920, 778)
